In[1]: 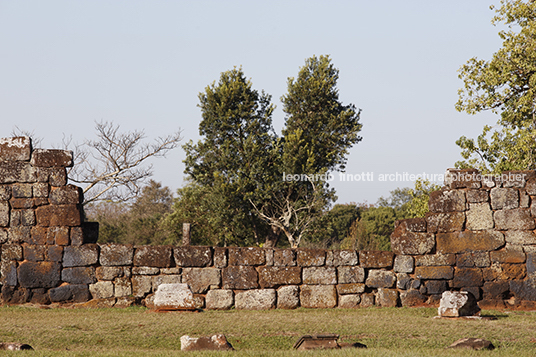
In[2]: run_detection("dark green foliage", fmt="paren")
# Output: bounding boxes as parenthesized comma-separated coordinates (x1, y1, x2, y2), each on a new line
(341, 205, 397, 251)
(307, 204, 360, 248)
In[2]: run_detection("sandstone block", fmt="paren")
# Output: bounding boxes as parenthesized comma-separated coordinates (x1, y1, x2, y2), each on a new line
(494, 208, 535, 230)
(336, 283, 365, 295)
(400, 290, 427, 307)
(527, 253, 536, 275)
(273, 249, 296, 266)
(7, 226, 30, 243)
(99, 244, 134, 266)
(396, 273, 411, 289)
(0, 228, 6, 243)
(0, 162, 36, 183)
(490, 187, 519, 210)
(338, 294, 361, 308)
(132, 266, 159, 275)
(466, 203, 494, 230)
(0, 201, 8, 227)
(49, 284, 89, 303)
(505, 231, 536, 245)
(114, 277, 132, 297)
(235, 289, 276, 310)
(0, 137, 31, 161)
(424, 280, 448, 295)
(360, 293, 375, 307)
(32, 182, 49, 198)
(35, 204, 82, 226)
(328, 250, 358, 266)
(206, 289, 234, 310)
(296, 249, 325, 266)
(366, 269, 396, 288)
(490, 247, 525, 264)
(153, 283, 195, 310)
(30, 149, 73, 167)
(213, 247, 227, 268)
(152, 275, 181, 291)
(500, 263, 526, 280)
(448, 338, 494, 351)
(23, 245, 45, 261)
(258, 266, 301, 288)
(376, 288, 398, 307)
(17, 261, 60, 288)
(300, 285, 337, 308)
(277, 285, 300, 309)
(63, 245, 99, 267)
(456, 252, 490, 268)
(510, 276, 536, 301)
(132, 275, 153, 297)
(302, 267, 336, 285)
(62, 267, 96, 285)
(390, 225, 435, 255)
(49, 185, 82, 205)
(337, 266, 365, 283)
(444, 168, 481, 189)
(359, 251, 394, 268)
(133, 246, 172, 267)
(1, 260, 18, 286)
(438, 291, 480, 317)
(96, 266, 123, 280)
(228, 247, 265, 266)
(1, 244, 23, 261)
(393, 255, 414, 273)
(415, 266, 453, 280)
(450, 268, 483, 288)
(222, 266, 258, 289)
(482, 281, 510, 300)
(89, 281, 114, 299)
(466, 189, 489, 203)
(174, 246, 213, 267)
(436, 231, 504, 254)
(47, 246, 63, 262)
(182, 268, 221, 293)
(180, 334, 234, 351)
(428, 189, 466, 213)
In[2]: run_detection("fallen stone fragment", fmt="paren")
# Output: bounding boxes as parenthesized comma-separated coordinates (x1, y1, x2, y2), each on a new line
(0, 343, 34, 350)
(180, 334, 234, 351)
(293, 334, 340, 350)
(153, 283, 196, 311)
(438, 291, 481, 317)
(447, 338, 494, 350)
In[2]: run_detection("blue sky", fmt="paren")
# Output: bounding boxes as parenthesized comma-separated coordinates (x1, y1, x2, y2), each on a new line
(0, 0, 504, 204)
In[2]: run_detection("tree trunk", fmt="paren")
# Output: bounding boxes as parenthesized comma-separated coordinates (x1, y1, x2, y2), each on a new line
(264, 226, 280, 248)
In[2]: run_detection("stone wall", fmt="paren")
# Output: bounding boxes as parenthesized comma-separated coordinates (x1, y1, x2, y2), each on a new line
(1, 137, 536, 310)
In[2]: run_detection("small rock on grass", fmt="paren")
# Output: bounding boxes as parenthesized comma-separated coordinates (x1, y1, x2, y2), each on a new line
(180, 334, 234, 351)
(0, 343, 33, 350)
(448, 338, 494, 350)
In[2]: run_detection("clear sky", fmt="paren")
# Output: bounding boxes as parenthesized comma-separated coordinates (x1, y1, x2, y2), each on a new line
(0, 0, 504, 205)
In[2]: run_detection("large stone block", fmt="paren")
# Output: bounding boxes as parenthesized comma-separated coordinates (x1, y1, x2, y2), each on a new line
(338, 294, 361, 308)
(490, 247, 525, 264)
(376, 288, 399, 307)
(415, 266, 453, 280)
(301, 267, 336, 285)
(205, 289, 234, 310)
(393, 255, 414, 273)
(400, 290, 427, 307)
(133, 246, 172, 267)
(456, 252, 490, 268)
(466, 203, 494, 230)
(174, 246, 213, 267)
(510, 276, 536, 301)
(17, 261, 60, 288)
(180, 334, 234, 351)
(62, 267, 96, 285)
(0, 162, 36, 183)
(359, 251, 394, 268)
(505, 231, 536, 245)
(336, 283, 365, 295)
(466, 189, 489, 203)
(49, 185, 82, 205)
(482, 281, 510, 300)
(30, 149, 73, 167)
(35, 204, 82, 226)
(328, 250, 358, 266)
(436, 231, 504, 254)
(450, 268, 483, 288)
(63, 245, 99, 267)
(494, 208, 535, 230)
(273, 249, 296, 266)
(424, 280, 448, 295)
(227, 247, 265, 266)
(182, 268, 221, 293)
(89, 281, 114, 299)
(153, 283, 195, 310)
(490, 188, 519, 210)
(0, 201, 9, 227)
(213, 247, 227, 268)
(444, 169, 481, 189)
(296, 249, 325, 266)
(235, 289, 276, 310)
(258, 266, 301, 288)
(114, 276, 132, 297)
(366, 270, 396, 288)
(222, 266, 258, 289)
(428, 189, 466, 213)
(438, 291, 480, 317)
(1, 260, 17, 286)
(337, 266, 365, 284)
(132, 275, 153, 297)
(277, 285, 300, 309)
(300, 285, 337, 308)
(390, 225, 435, 255)
(99, 244, 134, 266)
(0, 137, 31, 161)
(152, 275, 181, 291)
(49, 284, 90, 303)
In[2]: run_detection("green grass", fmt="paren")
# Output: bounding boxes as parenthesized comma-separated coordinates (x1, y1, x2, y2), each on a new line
(1, 305, 536, 356)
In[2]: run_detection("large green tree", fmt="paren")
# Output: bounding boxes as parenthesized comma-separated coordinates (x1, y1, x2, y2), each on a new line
(455, 0, 536, 172)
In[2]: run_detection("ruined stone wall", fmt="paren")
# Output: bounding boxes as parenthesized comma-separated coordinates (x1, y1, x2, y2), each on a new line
(1, 137, 536, 310)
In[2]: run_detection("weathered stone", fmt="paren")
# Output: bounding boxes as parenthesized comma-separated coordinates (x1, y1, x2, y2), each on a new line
(133, 246, 172, 268)
(527, 253, 536, 275)
(490, 187, 519, 210)
(500, 263, 526, 280)
(96, 266, 123, 280)
(32, 182, 49, 198)
(396, 273, 411, 289)
(336, 283, 365, 295)
(448, 338, 494, 351)
(153, 283, 195, 310)
(62, 267, 96, 285)
(456, 252, 490, 268)
(436, 231, 505, 254)
(35, 204, 82, 226)
(510, 276, 536, 301)
(228, 247, 265, 266)
(180, 334, 234, 351)
(329, 250, 358, 266)
(428, 189, 466, 213)
(23, 245, 45, 262)
(213, 247, 227, 268)
(0, 137, 31, 161)
(302, 267, 336, 285)
(132, 275, 153, 297)
(17, 261, 60, 288)
(132, 266, 160, 275)
(466, 203, 494, 230)
(30, 148, 73, 167)
(466, 189, 489, 203)
(7, 226, 30, 243)
(495, 208, 535, 230)
(415, 266, 453, 280)
(277, 285, 300, 309)
(0, 201, 9, 227)
(300, 285, 337, 308)
(0, 227, 7, 243)
(338, 266, 365, 284)
(49, 185, 82, 205)
(402, 217, 427, 232)
(182, 268, 221, 293)
(520, 190, 530, 207)
(235, 289, 276, 310)
(365, 269, 396, 288)
(114, 277, 132, 297)
(49, 284, 89, 303)
(425, 280, 448, 295)
(359, 251, 394, 268)
(0, 162, 36, 183)
(451, 268, 483, 288)
(390, 224, 435, 255)
(338, 294, 361, 308)
(293, 334, 341, 350)
(99, 244, 134, 266)
(0, 342, 33, 351)
(89, 281, 114, 299)
(393, 255, 414, 273)
(273, 248, 296, 266)
(505, 231, 536, 245)
(174, 246, 213, 267)
(258, 266, 301, 288)
(490, 247, 525, 264)
(0, 185, 10, 200)
(10, 198, 33, 209)
(11, 183, 32, 198)
(376, 288, 398, 307)
(415, 254, 455, 266)
(482, 281, 510, 300)
(1, 260, 18, 286)
(438, 291, 480, 317)
(444, 168, 481, 189)
(360, 293, 375, 307)
(47, 246, 63, 262)
(205, 289, 234, 310)
(63, 245, 99, 267)
(265, 248, 274, 266)
(152, 275, 181, 291)
(296, 249, 325, 266)
(400, 290, 427, 307)
(222, 266, 258, 289)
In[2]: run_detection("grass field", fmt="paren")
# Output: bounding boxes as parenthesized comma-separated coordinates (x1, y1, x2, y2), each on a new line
(1, 305, 536, 356)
